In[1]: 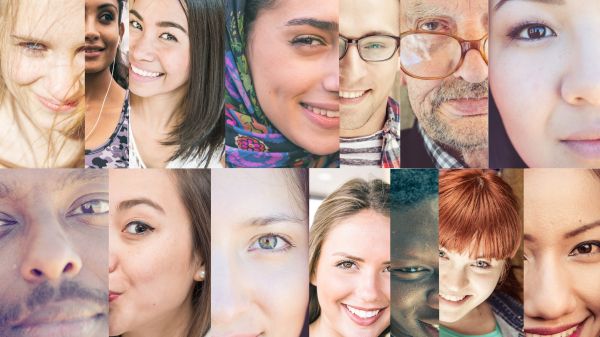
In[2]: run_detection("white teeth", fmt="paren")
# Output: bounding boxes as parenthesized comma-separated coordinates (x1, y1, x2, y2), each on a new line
(525, 326, 578, 337)
(346, 305, 380, 319)
(303, 104, 339, 118)
(339, 90, 367, 99)
(440, 293, 467, 302)
(131, 65, 163, 78)
(432, 324, 439, 331)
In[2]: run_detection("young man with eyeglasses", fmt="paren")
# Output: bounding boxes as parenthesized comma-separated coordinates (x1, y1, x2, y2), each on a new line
(400, 0, 489, 168)
(339, 0, 401, 168)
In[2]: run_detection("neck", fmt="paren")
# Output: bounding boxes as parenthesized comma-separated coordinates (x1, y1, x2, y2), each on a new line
(131, 88, 184, 133)
(340, 98, 388, 138)
(459, 146, 489, 168)
(85, 68, 115, 102)
(123, 296, 193, 337)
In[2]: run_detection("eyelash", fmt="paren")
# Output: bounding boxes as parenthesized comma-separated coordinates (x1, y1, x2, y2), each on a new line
(248, 233, 293, 252)
(417, 19, 451, 33)
(507, 21, 557, 41)
(123, 221, 155, 236)
(397, 266, 427, 273)
(439, 249, 492, 269)
(18, 42, 47, 56)
(67, 199, 109, 216)
(159, 32, 178, 42)
(0, 212, 18, 227)
(290, 35, 326, 47)
(569, 241, 600, 257)
(99, 12, 115, 24)
(130, 20, 142, 31)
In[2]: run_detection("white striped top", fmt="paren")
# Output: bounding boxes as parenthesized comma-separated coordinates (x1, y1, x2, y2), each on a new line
(339, 130, 383, 167)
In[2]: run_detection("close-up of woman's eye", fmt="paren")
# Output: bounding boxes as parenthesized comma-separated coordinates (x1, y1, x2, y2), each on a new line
(130, 20, 142, 30)
(438, 249, 447, 258)
(159, 32, 178, 42)
(18, 41, 47, 56)
(397, 266, 428, 273)
(290, 35, 326, 47)
(473, 259, 491, 269)
(336, 259, 357, 270)
(0, 212, 18, 227)
(68, 199, 109, 216)
(568, 241, 600, 257)
(509, 23, 557, 41)
(248, 233, 292, 252)
(123, 220, 155, 235)
(99, 11, 115, 24)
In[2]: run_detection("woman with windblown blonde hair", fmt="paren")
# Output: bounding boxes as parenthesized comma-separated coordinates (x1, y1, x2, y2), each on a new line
(0, 0, 84, 168)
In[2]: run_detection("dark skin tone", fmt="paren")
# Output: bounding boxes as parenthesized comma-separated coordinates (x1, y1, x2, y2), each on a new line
(391, 197, 439, 337)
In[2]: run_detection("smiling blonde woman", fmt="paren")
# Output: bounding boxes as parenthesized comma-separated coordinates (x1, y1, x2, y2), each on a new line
(0, 0, 84, 168)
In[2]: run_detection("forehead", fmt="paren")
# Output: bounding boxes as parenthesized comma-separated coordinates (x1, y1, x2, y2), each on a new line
(86, 0, 120, 10)
(132, 0, 188, 27)
(14, 0, 83, 44)
(212, 170, 305, 227)
(340, 0, 400, 36)
(401, 0, 488, 24)
(524, 169, 600, 239)
(392, 198, 438, 258)
(0, 170, 107, 199)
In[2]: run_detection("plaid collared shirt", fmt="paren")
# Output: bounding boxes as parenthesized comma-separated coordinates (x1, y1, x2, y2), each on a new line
(381, 97, 401, 168)
(418, 124, 465, 168)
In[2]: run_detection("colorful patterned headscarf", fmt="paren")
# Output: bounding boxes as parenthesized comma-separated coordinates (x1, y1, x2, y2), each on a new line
(224, 0, 339, 168)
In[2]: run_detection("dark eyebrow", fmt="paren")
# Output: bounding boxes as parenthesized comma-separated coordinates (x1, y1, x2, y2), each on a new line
(157, 21, 187, 34)
(118, 198, 165, 214)
(130, 9, 143, 20)
(564, 220, 600, 239)
(247, 214, 305, 227)
(286, 17, 338, 31)
(333, 253, 370, 263)
(494, 0, 565, 11)
(98, 3, 118, 11)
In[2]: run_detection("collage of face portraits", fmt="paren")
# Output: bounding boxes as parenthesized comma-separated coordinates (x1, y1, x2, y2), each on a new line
(0, 0, 599, 337)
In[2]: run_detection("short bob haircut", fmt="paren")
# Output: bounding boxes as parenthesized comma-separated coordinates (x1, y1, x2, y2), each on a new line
(309, 178, 390, 330)
(135, 0, 225, 165)
(439, 169, 521, 260)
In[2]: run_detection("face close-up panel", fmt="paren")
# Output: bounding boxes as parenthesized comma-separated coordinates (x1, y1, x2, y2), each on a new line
(0, 169, 108, 337)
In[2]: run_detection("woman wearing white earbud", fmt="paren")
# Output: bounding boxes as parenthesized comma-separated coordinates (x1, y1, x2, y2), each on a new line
(85, 0, 129, 168)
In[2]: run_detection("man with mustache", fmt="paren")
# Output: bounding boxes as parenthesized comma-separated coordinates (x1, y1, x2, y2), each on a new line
(391, 169, 439, 337)
(400, 0, 489, 168)
(0, 169, 108, 337)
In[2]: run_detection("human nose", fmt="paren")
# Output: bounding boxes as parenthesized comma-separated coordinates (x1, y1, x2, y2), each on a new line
(340, 42, 368, 88)
(211, 249, 251, 325)
(560, 38, 600, 106)
(524, 256, 576, 321)
(440, 262, 468, 292)
(453, 48, 488, 84)
(130, 29, 156, 63)
(323, 43, 339, 94)
(20, 216, 82, 283)
(356, 269, 384, 303)
(47, 57, 83, 102)
(85, 14, 99, 43)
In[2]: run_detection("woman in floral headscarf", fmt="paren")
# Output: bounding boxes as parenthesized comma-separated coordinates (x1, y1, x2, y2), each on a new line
(225, 0, 340, 167)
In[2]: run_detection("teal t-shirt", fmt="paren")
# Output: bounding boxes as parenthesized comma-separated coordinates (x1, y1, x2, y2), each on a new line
(440, 323, 502, 337)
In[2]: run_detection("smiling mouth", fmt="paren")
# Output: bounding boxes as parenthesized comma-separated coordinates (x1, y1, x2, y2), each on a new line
(131, 64, 164, 78)
(525, 325, 579, 337)
(301, 102, 339, 118)
(439, 293, 470, 304)
(36, 95, 79, 113)
(84, 46, 105, 53)
(339, 90, 367, 99)
(346, 304, 381, 318)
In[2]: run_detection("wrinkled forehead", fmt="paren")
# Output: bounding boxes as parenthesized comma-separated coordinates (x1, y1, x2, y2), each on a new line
(13, 0, 83, 36)
(401, 0, 488, 31)
(0, 170, 107, 200)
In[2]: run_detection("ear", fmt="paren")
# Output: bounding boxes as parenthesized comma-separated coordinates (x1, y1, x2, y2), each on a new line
(119, 22, 125, 43)
(193, 265, 206, 282)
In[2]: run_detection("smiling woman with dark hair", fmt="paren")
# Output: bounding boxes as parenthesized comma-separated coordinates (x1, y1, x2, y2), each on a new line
(524, 169, 600, 337)
(224, 0, 340, 168)
(128, 0, 224, 168)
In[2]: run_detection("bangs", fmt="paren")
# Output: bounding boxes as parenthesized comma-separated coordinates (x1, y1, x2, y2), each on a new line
(439, 170, 521, 260)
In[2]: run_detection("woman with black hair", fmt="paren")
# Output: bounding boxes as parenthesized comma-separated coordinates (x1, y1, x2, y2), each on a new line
(128, 0, 224, 168)
(85, 0, 130, 168)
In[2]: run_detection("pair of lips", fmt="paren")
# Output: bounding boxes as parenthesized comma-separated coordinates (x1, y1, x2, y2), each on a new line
(84, 45, 105, 52)
(36, 94, 79, 113)
(343, 303, 387, 327)
(301, 102, 339, 118)
(131, 64, 165, 78)
(525, 321, 584, 337)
